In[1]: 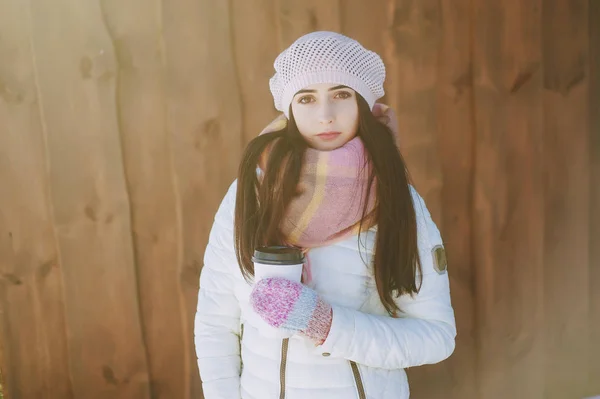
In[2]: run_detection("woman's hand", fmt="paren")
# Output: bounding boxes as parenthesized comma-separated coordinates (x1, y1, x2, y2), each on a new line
(250, 277, 333, 345)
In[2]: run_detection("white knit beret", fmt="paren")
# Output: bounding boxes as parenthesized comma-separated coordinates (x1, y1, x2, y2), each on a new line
(269, 31, 386, 118)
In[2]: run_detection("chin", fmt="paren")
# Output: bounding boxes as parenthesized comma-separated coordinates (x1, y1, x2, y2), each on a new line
(310, 137, 351, 151)
(313, 142, 344, 151)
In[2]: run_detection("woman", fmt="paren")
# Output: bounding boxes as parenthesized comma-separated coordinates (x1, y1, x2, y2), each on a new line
(195, 31, 456, 399)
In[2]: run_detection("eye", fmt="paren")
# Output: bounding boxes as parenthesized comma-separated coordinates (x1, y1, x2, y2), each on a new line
(334, 91, 352, 99)
(297, 95, 315, 104)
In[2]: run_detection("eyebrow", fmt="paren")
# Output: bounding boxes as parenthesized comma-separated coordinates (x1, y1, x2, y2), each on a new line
(295, 85, 350, 95)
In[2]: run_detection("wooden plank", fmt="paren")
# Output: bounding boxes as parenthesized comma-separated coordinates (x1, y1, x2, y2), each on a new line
(340, 0, 388, 67)
(472, 1, 545, 398)
(408, 0, 477, 398)
(277, 0, 342, 48)
(400, 0, 477, 397)
(230, 0, 281, 143)
(383, 0, 443, 220)
(381, 4, 454, 394)
(0, 2, 73, 397)
(588, 0, 600, 394)
(161, 1, 244, 397)
(541, 1, 590, 397)
(27, 0, 151, 397)
(99, 1, 187, 398)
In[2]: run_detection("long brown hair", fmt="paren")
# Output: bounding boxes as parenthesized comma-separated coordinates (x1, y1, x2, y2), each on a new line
(234, 95, 422, 315)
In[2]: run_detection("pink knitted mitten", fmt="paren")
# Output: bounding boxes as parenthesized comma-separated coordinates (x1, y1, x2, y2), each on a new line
(250, 277, 333, 345)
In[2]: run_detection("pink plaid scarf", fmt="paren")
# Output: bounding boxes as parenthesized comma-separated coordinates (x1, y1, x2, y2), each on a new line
(258, 115, 378, 281)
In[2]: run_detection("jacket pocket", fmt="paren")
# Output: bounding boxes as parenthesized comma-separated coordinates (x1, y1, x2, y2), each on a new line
(350, 361, 366, 399)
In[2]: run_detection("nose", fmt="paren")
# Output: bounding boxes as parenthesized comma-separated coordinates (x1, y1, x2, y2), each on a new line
(317, 101, 334, 125)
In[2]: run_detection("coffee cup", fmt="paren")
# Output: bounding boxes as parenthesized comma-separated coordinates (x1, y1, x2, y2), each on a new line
(252, 246, 305, 282)
(247, 246, 305, 339)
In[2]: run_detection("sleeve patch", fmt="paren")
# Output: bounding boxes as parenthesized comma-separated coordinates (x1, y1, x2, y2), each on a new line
(432, 245, 447, 275)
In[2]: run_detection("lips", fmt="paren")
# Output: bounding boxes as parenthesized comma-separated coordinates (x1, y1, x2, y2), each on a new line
(317, 131, 342, 141)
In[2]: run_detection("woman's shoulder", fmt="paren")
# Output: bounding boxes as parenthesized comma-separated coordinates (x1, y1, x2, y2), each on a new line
(211, 179, 238, 229)
(408, 185, 437, 231)
(408, 184, 426, 210)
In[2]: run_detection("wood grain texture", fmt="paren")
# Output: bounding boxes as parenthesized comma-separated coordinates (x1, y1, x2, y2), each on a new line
(340, 0, 389, 68)
(277, 0, 342, 48)
(386, 0, 444, 220)
(404, 0, 477, 397)
(0, 1, 73, 397)
(27, 0, 151, 397)
(414, 0, 477, 397)
(542, 1, 590, 397)
(472, 1, 545, 397)
(161, 0, 243, 396)
(0, 3, 596, 398)
(588, 0, 600, 394)
(99, 1, 188, 397)
(231, 0, 281, 143)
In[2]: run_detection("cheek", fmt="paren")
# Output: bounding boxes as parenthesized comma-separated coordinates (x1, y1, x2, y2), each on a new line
(291, 106, 313, 135)
(336, 102, 359, 130)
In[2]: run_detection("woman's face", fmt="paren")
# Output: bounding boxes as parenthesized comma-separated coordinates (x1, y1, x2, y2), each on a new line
(291, 83, 359, 151)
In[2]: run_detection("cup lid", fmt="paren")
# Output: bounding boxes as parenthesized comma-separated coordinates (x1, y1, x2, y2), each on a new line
(252, 246, 305, 265)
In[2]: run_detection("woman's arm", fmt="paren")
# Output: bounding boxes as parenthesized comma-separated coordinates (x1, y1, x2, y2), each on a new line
(314, 186, 456, 369)
(194, 181, 243, 399)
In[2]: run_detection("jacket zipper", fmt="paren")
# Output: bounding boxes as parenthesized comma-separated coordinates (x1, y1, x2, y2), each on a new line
(277, 339, 364, 399)
(240, 324, 244, 373)
(279, 338, 289, 399)
(350, 361, 366, 399)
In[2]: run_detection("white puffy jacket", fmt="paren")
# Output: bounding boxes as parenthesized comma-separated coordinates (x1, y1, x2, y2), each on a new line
(195, 180, 456, 399)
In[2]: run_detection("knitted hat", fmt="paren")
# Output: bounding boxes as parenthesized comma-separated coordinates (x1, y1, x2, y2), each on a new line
(269, 31, 386, 118)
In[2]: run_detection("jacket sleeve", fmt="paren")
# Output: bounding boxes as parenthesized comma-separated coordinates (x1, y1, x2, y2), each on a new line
(314, 186, 456, 369)
(194, 181, 242, 398)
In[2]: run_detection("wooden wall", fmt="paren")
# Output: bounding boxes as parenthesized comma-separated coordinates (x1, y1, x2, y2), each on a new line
(0, 1, 597, 398)
(589, 0, 600, 395)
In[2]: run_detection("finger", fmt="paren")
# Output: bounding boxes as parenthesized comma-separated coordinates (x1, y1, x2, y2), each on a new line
(377, 116, 391, 125)
(371, 103, 386, 117)
(373, 103, 390, 116)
